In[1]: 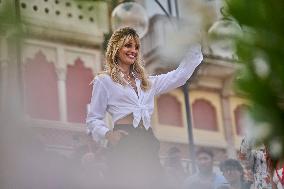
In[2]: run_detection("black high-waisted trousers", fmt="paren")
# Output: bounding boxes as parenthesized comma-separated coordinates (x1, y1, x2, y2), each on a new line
(105, 124, 165, 189)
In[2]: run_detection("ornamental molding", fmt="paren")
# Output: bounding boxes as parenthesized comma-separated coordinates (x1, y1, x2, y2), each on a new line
(0, 0, 109, 45)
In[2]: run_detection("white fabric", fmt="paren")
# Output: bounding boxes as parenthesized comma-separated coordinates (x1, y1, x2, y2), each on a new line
(86, 44, 203, 141)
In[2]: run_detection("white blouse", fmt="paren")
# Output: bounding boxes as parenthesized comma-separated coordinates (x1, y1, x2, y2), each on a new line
(86, 44, 203, 142)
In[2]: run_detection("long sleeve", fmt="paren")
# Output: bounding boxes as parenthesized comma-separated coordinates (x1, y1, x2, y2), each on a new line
(86, 77, 110, 142)
(151, 43, 203, 96)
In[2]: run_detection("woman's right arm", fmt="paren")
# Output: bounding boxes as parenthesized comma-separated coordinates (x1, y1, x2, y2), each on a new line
(150, 44, 203, 96)
(86, 77, 110, 142)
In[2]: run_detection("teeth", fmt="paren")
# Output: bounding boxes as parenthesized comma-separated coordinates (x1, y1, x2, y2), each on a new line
(127, 54, 135, 58)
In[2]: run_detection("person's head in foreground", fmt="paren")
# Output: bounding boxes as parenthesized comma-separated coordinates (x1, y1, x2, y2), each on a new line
(220, 159, 247, 188)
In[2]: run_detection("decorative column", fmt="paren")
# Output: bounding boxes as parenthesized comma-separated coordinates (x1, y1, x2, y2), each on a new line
(221, 76, 236, 158)
(56, 47, 67, 122)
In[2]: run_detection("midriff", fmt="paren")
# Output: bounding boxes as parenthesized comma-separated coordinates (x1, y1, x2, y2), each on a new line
(115, 113, 134, 125)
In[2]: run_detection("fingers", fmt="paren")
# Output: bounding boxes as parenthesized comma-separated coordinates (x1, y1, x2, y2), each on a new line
(107, 130, 129, 146)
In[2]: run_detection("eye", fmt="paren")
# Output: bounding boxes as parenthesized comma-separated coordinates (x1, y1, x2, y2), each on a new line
(135, 45, 140, 50)
(125, 43, 132, 48)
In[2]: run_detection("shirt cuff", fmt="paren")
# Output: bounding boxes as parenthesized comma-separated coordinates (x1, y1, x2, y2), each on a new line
(91, 126, 110, 142)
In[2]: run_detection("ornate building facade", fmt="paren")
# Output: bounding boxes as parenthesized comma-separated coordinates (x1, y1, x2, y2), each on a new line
(0, 0, 109, 157)
(0, 0, 247, 167)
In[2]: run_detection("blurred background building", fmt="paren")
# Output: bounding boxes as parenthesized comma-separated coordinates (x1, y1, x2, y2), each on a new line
(0, 0, 247, 169)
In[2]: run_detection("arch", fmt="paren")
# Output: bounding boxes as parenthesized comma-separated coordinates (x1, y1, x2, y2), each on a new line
(192, 99, 218, 131)
(66, 58, 94, 123)
(23, 50, 60, 120)
(157, 94, 183, 127)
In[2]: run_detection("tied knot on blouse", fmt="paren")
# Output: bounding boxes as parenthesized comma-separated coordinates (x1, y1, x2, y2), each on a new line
(133, 104, 151, 128)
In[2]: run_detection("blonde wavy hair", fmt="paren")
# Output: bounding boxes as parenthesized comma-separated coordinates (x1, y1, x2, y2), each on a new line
(105, 27, 151, 91)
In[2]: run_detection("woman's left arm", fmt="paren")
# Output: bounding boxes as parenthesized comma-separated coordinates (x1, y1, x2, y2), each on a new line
(151, 44, 203, 96)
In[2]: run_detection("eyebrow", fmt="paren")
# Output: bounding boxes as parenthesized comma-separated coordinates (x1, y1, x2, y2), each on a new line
(124, 41, 140, 49)
(125, 36, 140, 45)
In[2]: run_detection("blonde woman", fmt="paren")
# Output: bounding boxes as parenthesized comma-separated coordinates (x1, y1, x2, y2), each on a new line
(86, 27, 203, 188)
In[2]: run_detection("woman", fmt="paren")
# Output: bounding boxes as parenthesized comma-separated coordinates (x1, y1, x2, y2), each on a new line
(86, 27, 203, 188)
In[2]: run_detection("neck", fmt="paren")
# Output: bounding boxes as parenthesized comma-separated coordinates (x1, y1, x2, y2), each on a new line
(118, 63, 131, 75)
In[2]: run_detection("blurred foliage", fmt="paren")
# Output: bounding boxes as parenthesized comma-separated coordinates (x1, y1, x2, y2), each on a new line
(0, 0, 23, 38)
(227, 0, 284, 159)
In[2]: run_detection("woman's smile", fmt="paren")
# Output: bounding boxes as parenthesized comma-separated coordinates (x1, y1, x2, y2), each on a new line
(118, 38, 139, 65)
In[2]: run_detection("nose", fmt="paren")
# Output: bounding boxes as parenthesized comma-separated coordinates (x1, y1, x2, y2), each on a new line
(129, 46, 138, 53)
(130, 47, 137, 53)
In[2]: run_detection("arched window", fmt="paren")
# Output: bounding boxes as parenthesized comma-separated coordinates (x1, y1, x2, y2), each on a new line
(192, 99, 218, 131)
(234, 104, 248, 136)
(23, 51, 60, 120)
(66, 58, 94, 123)
(157, 94, 183, 127)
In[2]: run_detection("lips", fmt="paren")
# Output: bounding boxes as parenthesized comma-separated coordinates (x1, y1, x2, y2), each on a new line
(126, 53, 136, 59)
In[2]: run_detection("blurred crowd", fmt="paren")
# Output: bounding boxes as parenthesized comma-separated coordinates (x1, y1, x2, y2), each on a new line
(1, 123, 283, 189)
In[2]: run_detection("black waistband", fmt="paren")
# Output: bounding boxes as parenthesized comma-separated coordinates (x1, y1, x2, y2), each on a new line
(113, 124, 152, 133)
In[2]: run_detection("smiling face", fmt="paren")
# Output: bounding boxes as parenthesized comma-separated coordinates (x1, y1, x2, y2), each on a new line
(105, 27, 150, 90)
(117, 37, 140, 66)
